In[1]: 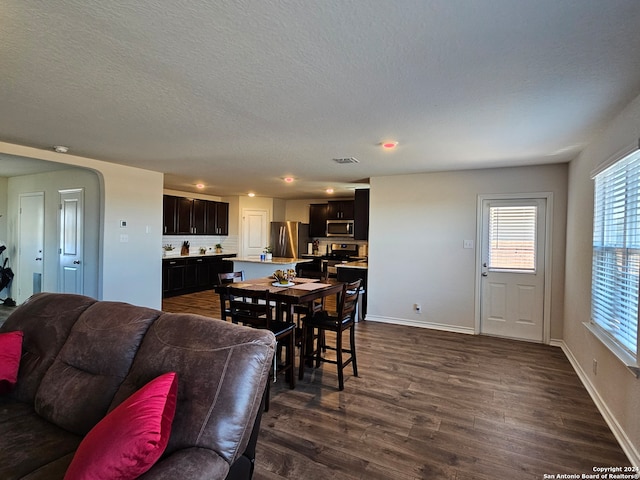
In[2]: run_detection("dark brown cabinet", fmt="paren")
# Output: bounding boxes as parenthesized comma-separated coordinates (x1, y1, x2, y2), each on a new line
(163, 195, 229, 236)
(354, 189, 370, 240)
(206, 201, 229, 235)
(309, 203, 328, 237)
(163, 195, 178, 234)
(327, 200, 354, 220)
(162, 255, 234, 297)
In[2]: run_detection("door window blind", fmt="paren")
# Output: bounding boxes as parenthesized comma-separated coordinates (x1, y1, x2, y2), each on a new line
(488, 205, 537, 271)
(592, 149, 640, 356)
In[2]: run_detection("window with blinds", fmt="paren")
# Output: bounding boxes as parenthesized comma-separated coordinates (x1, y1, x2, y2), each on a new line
(488, 205, 537, 271)
(592, 148, 640, 357)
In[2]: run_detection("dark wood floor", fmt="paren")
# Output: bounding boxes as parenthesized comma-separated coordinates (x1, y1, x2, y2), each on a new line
(163, 290, 630, 479)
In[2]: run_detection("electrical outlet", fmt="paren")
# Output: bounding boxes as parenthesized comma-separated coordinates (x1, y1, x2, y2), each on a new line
(593, 359, 598, 375)
(414, 303, 421, 313)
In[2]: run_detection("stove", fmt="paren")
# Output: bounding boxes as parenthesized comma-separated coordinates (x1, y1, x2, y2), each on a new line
(323, 243, 362, 277)
(326, 243, 360, 260)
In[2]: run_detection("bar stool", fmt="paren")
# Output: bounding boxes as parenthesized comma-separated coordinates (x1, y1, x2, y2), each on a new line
(229, 287, 295, 410)
(298, 279, 361, 391)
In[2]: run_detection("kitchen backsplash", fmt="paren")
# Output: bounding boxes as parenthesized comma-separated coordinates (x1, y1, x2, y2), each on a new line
(162, 235, 238, 256)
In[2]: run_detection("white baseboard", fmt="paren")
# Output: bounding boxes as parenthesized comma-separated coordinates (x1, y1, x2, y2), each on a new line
(364, 315, 475, 335)
(556, 339, 640, 467)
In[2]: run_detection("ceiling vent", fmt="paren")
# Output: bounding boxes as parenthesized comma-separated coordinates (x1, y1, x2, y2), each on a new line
(332, 157, 359, 164)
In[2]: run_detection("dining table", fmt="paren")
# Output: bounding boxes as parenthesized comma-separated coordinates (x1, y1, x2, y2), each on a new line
(215, 276, 345, 324)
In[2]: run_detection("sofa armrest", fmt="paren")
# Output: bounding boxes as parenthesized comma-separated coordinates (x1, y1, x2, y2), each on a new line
(139, 447, 230, 480)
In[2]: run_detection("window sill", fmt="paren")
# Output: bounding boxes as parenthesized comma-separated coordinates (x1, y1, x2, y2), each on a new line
(583, 322, 640, 378)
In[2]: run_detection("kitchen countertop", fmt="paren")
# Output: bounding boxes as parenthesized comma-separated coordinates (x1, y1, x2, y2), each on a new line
(335, 261, 368, 269)
(233, 257, 312, 265)
(163, 252, 236, 260)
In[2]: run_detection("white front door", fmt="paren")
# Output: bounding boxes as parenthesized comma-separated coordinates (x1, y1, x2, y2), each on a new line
(479, 198, 546, 342)
(59, 189, 84, 294)
(242, 209, 269, 257)
(17, 192, 45, 304)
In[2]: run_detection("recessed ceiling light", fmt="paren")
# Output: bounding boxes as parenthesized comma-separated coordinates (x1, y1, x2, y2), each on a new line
(53, 145, 69, 153)
(248, 192, 256, 197)
(283, 177, 294, 183)
(326, 188, 334, 194)
(381, 141, 398, 149)
(195, 183, 205, 189)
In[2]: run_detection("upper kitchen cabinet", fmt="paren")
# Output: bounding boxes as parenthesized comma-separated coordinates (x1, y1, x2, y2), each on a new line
(327, 200, 354, 220)
(354, 189, 370, 240)
(206, 201, 229, 236)
(163, 195, 229, 236)
(163, 195, 178, 234)
(309, 203, 328, 237)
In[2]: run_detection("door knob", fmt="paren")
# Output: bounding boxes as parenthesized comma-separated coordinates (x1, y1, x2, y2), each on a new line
(482, 272, 488, 277)
(73, 260, 81, 264)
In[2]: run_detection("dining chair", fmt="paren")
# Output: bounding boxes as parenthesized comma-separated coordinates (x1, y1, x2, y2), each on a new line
(229, 287, 295, 411)
(298, 279, 361, 391)
(217, 271, 245, 321)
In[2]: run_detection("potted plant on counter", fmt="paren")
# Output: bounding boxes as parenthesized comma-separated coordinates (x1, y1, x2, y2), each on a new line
(215, 243, 223, 254)
(264, 246, 273, 261)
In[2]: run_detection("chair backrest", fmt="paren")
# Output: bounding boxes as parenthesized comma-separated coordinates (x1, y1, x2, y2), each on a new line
(338, 279, 361, 323)
(218, 271, 245, 284)
(229, 287, 272, 329)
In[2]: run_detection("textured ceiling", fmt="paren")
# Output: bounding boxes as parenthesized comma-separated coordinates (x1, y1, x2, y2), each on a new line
(2, 0, 640, 198)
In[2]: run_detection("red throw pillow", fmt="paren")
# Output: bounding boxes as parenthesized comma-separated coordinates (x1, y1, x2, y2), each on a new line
(0, 330, 23, 395)
(64, 372, 178, 480)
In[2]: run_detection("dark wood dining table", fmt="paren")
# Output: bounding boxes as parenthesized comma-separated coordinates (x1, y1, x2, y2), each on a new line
(215, 276, 345, 324)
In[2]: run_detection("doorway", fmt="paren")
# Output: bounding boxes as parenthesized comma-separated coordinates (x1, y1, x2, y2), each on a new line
(17, 192, 44, 304)
(59, 188, 84, 294)
(242, 209, 269, 257)
(476, 194, 552, 343)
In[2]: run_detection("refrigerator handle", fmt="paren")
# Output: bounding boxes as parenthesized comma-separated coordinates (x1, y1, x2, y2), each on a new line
(280, 226, 285, 254)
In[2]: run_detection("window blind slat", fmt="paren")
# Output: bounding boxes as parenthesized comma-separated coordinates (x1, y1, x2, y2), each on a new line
(592, 149, 640, 356)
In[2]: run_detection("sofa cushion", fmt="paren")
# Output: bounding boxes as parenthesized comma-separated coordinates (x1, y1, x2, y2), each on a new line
(35, 300, 161, 435)
(0, 293, 97, 404)
(111, 313, 275, 467)
(64, 372, 178, 480)
(0, 406, 82, 480)
(0, 331, 23, 395)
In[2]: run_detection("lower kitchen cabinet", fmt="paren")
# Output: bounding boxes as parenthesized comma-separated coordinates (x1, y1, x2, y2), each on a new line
(162, 255, 235, 298)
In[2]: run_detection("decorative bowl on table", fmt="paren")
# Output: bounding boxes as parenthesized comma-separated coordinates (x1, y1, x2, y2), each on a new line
(273, 269, 296, 285)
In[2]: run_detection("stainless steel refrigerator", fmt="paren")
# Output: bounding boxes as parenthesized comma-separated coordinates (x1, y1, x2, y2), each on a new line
(270, 222, 310, 258)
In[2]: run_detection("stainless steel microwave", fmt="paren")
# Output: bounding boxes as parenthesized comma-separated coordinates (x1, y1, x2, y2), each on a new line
(326, 219, 354, 237)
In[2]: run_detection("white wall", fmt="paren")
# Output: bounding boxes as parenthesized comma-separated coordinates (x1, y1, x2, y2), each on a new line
(0, 142, 164, 309)
(563, 92, 640, 464)
(0, 177, 8, 298)
(368, 164, 568, 339)
(7, 169, 100, 300)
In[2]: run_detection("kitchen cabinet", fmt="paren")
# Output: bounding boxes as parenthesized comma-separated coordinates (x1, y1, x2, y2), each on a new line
(206, 201, 229, 235)
(327, 200, 354, 220)
(163, 195, 178, 234)
(163, 195, 229, 236)
(162, 254, 235, 297)
(354, 189, 370, 240)
(309, 203, 328, 237)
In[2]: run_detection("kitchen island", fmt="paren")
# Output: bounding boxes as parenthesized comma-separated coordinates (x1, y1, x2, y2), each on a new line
(232, 257, 312, 280)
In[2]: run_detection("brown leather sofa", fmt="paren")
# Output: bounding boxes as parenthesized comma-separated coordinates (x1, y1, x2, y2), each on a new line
(0, 292, 275, 480)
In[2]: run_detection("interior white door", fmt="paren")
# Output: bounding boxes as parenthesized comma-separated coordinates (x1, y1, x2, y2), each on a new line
(59, 188, 84, 294)
(480, 198, 546, 342)
(242, 209, 268, 257)
(17, 192, 44, 304)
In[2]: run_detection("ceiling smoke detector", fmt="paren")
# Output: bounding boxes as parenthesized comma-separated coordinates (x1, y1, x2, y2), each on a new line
(332, 157, 359, 164)
(53, 145, 69, 153)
